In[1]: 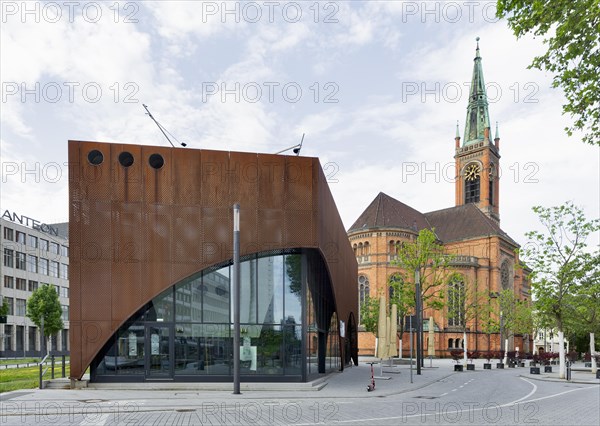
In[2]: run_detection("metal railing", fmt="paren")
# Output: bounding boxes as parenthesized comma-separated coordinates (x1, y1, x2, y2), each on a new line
(39, 355, 66, 389)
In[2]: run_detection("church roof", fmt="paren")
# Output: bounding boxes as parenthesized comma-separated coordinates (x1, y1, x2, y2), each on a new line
(348, 192, 519, 247)
(424, 204, 518, 247)
(348, 192, 431, 233)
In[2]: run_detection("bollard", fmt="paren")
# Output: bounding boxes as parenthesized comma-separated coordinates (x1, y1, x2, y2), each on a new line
(566, 365, 571, 381)
(62, 355, 66, 378)
(51, 355, 55, 379)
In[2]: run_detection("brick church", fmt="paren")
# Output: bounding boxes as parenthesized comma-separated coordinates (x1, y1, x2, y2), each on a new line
(348, 40, 533, 357)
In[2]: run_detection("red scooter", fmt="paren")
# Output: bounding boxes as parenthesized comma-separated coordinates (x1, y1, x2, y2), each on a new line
(367, 362, 375, 391)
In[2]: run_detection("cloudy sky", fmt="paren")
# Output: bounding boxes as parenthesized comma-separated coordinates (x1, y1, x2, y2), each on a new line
(1, 1, 599, 249)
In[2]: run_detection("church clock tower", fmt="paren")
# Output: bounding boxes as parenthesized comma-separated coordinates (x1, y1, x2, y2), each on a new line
(455, 38, 500, 223)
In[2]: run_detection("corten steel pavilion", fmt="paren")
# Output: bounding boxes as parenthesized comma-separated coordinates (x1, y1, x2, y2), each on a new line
(68, 140, 358, 384)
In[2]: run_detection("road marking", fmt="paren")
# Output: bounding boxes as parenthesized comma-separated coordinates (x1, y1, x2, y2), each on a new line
(459, 385, 464, 388)
(451, 388, 457, 392)
(440, 392, 448, 396)
(80, 413, 109, 426)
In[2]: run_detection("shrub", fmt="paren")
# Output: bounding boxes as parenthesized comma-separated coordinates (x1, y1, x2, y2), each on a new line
(467, 351, 479, 362)
(450, 350, 463, 362)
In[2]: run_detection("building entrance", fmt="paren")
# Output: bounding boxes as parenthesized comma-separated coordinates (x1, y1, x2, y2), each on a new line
(145, 324, 172, 379)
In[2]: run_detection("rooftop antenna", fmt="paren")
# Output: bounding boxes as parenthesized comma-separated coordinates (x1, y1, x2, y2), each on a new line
(142, 104, 187, 148)
(275, 133, 304, 155)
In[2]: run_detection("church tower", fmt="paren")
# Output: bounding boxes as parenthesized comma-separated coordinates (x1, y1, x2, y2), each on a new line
(455, 38, 500, 223)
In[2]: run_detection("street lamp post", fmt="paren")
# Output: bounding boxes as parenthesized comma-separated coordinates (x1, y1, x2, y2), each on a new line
(499, 310, 504, 353)
(415, 268, 422, 375)
(232, 203, 241, 394)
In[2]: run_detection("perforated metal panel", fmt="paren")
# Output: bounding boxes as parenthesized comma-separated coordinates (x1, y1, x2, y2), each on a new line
(68, 140, 357, 380)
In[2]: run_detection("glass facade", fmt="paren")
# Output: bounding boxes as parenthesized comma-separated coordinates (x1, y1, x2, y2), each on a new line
(91, 250, 340, 382)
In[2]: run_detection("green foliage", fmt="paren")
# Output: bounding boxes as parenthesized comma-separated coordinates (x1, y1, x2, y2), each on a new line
(360, 296, 380, 334)
(521, 202, 600, 334)
(392, 228, 451, 312)
(497, 0, 600, 145)
(0, 298, 9, 317)
(26, 284, 64, 339)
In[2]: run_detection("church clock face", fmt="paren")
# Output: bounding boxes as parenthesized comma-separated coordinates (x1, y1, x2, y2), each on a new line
(464, 163, 481, 181)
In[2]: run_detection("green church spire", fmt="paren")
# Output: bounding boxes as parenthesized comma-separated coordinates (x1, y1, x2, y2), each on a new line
(463, 37, 491, 146)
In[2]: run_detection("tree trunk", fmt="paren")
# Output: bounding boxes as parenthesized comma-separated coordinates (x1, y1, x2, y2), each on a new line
(591, 333, 597, 375)
(558, 331, 566, 379)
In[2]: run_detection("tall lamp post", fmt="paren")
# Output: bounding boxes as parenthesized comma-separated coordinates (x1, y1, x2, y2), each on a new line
(415, 268, 422, 375)
(232, 203, 241, 394)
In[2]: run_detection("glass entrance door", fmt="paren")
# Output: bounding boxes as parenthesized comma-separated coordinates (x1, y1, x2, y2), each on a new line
(145, 324, 172, 379)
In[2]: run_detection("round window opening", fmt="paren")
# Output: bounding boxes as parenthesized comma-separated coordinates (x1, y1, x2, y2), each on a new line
(87, 150, 104, 165)
(149, 153, 164, 169)
(118, 152, 134, 167)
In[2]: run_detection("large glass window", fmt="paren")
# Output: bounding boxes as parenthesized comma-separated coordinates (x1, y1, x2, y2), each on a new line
(15, 231, 26, 244)
(4, 248, 14, 268)
(92, 250, 339, 382)
(40, 239, 49, 252)
(28, 235, 38, 248)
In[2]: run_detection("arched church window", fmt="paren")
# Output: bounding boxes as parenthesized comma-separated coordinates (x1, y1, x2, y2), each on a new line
(464, 163, 481, 204)
(447, 274, 465, 327)
(501, 261, 511, 290)
(358, 275, 370, 305)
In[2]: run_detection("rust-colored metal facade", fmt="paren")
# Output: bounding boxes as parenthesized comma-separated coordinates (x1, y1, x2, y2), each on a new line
(68, 140, 357, 380)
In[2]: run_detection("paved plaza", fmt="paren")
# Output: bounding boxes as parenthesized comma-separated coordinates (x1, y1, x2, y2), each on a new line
(1, 358, 599, 425)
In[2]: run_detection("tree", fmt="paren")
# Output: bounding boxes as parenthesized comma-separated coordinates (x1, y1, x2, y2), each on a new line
(496, 0, 600, 146)
(359, 296, 380, 335)
(392, 228, 452, 371)
(388, 273, 416, 343)
(26, 284, 64, 355)
(521, 202, 600, 378)
(0, 297, 9, 321)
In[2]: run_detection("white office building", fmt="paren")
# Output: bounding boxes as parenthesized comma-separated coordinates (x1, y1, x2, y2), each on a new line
(0, 210, 69, 357)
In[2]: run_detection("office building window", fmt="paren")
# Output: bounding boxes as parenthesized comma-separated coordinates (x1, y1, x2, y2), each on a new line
(15, 231, 26, 244)
(61, 245, 69, 257)
(3, 227, 13, 241)
(49, 242, 60, 255)
(3, 325, 12, 350)
(61, 329, 68, 351)
(16, 299, 26, 316)
(4, 297, 14, 315)
(53, 285, 60, 294)
(3, 248, 14, 268)
(60, 263, 69, 279)
(29, 280, 38, 292)
(61, 287, 69, 298)
(15, 252, 26, 270)
(50, 261, 59, 278)
(16, 278, 27, 291)
(40, 239, 49, 251)
(39, 258, 49, 275)
(4, 276, 14, 289)
(28, 235, 38, 248)
(61, 305, 69, 321)
(27, 255, 38, 273)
